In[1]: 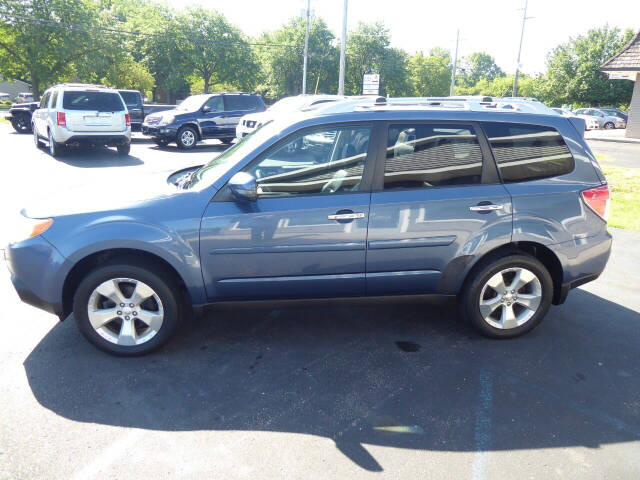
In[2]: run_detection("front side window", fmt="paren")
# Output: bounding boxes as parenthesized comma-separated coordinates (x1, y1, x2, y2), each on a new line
(245, 125, 372, 197)
(39, 92, 50, 109)
(62, 91, 125, 112)
(204, 96, 223, 112)
(383, 124, 483, 190)
(483, 122, 574, 183)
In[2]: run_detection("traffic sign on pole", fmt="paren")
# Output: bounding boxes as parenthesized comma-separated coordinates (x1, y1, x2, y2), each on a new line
(362, 73, 380, 95)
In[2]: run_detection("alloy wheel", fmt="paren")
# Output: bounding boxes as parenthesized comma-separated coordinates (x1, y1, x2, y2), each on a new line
(87, 277, 164, 346)
(478, 267, 542, 330)
(180, 130, 195, 147)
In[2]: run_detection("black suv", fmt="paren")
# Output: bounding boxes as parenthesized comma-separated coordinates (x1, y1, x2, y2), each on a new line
(141, 92, 266, 149)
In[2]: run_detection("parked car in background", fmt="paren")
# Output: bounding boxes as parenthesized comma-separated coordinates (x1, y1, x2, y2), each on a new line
(5, 100, 39, 133)
(572, 109, 603, 130)
(32, 83, 131, 157)
(0, 92, 11, 102)
(7, 96, 611, 355)
(15, 92, 34, 102)
(236, 94, 346, 139)
(117, 89, 175, 131)
(142, 92, 265, 149)
(574, 108, 625, 129)
(600, 107, 628, 123)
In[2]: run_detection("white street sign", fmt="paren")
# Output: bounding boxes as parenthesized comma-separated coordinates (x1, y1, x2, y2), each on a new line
(362, 73, 380, 95)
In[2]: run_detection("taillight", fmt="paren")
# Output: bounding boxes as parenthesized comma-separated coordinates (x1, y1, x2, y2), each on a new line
(125, 113, 131, 127)
(56, 112, 66, 127)
(581, 185, 610, 221)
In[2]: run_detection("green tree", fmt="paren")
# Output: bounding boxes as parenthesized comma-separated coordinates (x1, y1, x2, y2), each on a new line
(459, 52, 504, 86)
(409, 48, 451, 96)
(0, 0, 103, 99)
(540, 26, 634, 107)
(257, 17, 337, 100)
(345, 22, 411, 97)
(175, 8, 257, 94)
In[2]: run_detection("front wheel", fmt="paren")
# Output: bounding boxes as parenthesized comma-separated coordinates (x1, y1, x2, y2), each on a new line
(11, 113, 32, 133)
(460, 254, 553, 338)
(177, 126, 197, 150)
(604, 122, 615, 130)
(73, 262, 182, 356)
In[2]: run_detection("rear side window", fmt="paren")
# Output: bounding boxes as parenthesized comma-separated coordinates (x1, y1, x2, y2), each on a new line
(483, 122, 574, 183)
(119, 91, 141, 107)
(224, 95, 258, 111)
(383, 124, 483, 190)
(62, 91, 125, 112)
(50, 91, 58, 108)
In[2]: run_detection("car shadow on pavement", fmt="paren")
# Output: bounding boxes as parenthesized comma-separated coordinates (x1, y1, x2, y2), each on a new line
(56, 147, 143, 168)
(23, 289, 640, 472)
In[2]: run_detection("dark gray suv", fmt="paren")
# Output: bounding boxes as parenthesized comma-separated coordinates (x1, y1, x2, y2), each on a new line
(6, 97, 612, 355)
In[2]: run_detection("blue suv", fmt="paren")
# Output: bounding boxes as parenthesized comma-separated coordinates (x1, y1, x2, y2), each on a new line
(142, 92, 265, 149)
(6, 98, 612, 355)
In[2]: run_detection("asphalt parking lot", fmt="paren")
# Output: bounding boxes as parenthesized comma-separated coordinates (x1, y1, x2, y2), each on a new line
(1, 124, 640, 479)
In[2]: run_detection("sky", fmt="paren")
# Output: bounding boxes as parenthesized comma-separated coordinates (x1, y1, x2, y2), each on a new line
(165, 0, 640, 74)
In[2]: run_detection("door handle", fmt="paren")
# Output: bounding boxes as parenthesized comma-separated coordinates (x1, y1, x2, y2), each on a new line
(328, 212, 365, 220)
(469, 204, 504, 212)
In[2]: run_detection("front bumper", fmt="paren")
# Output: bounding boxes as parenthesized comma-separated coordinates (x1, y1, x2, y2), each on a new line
(6, 235, 67, 318)
(142, 124, 178, 139)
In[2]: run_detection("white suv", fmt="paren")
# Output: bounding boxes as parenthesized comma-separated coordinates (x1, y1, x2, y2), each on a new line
(32, 84, 131, 157)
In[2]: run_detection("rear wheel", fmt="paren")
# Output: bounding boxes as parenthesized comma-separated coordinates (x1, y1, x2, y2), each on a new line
(48, 129, 64, 157)
(72, 262, 182, 356)
(177, 126, 197, 149)
(460, 254, 553, 338)
(33, 125, 43, 148)
(117, 143, 131, 156)
(221, 137, 235, 145)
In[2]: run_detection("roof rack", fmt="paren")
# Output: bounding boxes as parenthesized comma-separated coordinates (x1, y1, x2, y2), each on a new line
(51, 83, 115, 90)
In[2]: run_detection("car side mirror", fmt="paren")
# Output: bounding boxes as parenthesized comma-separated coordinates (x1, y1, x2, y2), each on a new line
(202, 105, 211, 113)
(228, 172, 257, 202)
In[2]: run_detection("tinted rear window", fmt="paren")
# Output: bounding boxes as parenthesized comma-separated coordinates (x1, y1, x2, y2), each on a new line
(383, 124, 483, 189)
(224, 95, 259, 111)
(119, 91, 141, 107)
(62, 91, 125, 112)
(483, 122, 574, 183)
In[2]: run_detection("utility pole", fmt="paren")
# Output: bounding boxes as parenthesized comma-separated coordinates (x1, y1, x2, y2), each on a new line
(449, 29, 459, 96)
(338, 0, 348, 95)
(302, 0, 311, 94)
(513, 0, 530, 97)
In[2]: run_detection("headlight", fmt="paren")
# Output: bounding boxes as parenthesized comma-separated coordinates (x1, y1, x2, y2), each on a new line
(9, 215, 53, 245)
(158, 115, 175, 126)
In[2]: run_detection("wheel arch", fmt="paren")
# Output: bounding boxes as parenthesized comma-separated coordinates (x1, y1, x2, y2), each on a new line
(178, 122, 202, 140)
(61, 248, 193, 320)
(453, 241, 564, 305)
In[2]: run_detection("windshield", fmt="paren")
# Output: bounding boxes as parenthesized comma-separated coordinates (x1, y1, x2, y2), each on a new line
(177, 95, 207, 111)
(188, 121, 282, 189)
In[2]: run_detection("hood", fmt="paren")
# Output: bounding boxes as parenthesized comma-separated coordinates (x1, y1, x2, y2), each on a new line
(10, 101, 39, 111)
(22, 168, 184, 219)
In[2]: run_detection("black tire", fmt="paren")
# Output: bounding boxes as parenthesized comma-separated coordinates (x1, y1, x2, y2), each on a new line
(176, 126, 198, 150)
(11, 113, 32, 133)
(221, 137, 235, 145)
(460, 253, 553, 339)
(48, 129, 64, 157)
(72, 261, 182, 356)
(33, 126, 43, 148)
(153, 139, 170, 147)
(117, 143, 131, 156)
(604, 122, 615, 130)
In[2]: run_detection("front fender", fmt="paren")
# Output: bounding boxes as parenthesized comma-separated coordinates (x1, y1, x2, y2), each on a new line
(45, 220, 206, 306)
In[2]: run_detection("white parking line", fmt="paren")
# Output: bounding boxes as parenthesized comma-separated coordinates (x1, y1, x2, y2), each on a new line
(71, 429, 143, 480)
(472, 369, 494, 480)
